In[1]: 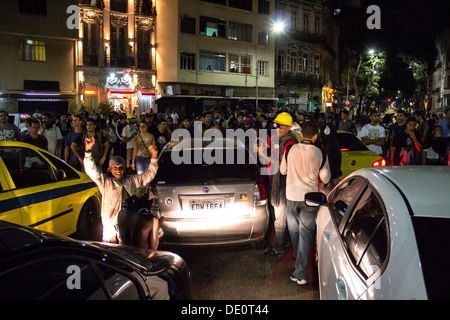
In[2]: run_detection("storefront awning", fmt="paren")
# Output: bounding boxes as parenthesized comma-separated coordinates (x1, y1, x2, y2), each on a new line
(107, 89, 135, 94)
(156, 95, 277, 101)
(139, 90, 155, 96)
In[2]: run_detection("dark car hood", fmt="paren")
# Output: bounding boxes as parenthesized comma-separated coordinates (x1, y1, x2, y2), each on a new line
(0, 221, 183, 277)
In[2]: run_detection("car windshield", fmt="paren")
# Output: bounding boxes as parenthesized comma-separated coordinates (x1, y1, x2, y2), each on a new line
(336, 132, 369, 151)
(155, 148, 259, 184)
(411, 216, 450, 299)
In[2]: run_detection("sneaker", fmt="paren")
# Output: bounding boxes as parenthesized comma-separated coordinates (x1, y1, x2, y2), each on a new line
(290, 273, 307, 285)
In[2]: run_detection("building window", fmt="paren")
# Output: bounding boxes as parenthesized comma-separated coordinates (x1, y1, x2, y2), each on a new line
(290, 51, 297, 72)
(302, 53, 309, 72)
(315, 16, 321, 34)
(228, 0, 252, 11)
(20, 40, 46, 62)
(110, 0, 127, 13)
(201, 0, 252, 11)
(291, 10, 298, 31)
(199, 16, 226, 38)
(304, 13, 309, 32)
(258, 0, 270, 14)
(83, 23, 99, 66)
(277, 49, 285, 71)
(229, 54, 251, 74)
(137, 29, 151, 69)
(19, 0, 46, 15)
(315, 55, 320, 74)
(180, 52, 195, 70)
(258, 61, 269, 76)
(228, 22, 252, 42)
(201, 0, 227, 5)
(181, 16, 196, 34)
(199, 50, 226, 72)
(286, 51, 290, 71)
(110, 25, 131, 67)
(258, 31, 269, 46)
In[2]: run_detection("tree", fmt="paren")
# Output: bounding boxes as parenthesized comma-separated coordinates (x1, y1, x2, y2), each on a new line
(399, 54, 429, 111)
(98, 100, 113, 116)
(342, 50, 387, 114)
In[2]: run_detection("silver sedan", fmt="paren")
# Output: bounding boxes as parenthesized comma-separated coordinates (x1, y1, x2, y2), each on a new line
(152, 138, 269, 247)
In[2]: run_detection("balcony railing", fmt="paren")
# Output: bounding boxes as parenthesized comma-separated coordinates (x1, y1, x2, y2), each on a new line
(108, 55, 135, 68)
(135, 0, 156, 16)
(276, 71, 324, 87)
(137, 54, 152, 69)
(83, 53, 99, 66)
(79, 0, 105, 9)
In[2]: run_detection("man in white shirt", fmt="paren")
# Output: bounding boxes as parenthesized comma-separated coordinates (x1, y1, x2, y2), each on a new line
(171, 111, 179, 128)
(360, 111, 386, 155)
(39, 113, 63, 157)
(280, 121, 331, 285)
(121, 116, 139, 169)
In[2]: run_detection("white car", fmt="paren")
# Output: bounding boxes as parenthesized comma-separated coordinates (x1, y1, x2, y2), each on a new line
(305, 166, 450, 300)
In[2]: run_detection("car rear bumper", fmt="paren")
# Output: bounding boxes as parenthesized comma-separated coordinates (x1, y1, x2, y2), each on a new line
(159, 204, 269, 246)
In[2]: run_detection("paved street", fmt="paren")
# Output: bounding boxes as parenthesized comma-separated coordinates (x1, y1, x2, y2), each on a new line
(160, 243, 320, 300)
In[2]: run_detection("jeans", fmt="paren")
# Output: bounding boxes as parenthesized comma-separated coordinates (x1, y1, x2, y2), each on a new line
(286, 200, 319, 280)
(271, 188, 289, 251)
(135, 156, 151, 175)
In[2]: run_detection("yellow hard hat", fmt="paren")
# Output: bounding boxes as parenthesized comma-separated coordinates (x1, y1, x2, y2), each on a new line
(273, 112, 293, 127)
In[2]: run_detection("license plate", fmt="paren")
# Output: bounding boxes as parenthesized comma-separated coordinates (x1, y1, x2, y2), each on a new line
(190, 200, 225, 211)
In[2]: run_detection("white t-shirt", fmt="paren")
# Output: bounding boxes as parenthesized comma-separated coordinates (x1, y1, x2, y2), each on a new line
(39, 126, 62, 156)
(171, 113, 179, 125)
(360, 124, 385, 155)
(122, 124, 138, 149)
(280, 143, 331, 202)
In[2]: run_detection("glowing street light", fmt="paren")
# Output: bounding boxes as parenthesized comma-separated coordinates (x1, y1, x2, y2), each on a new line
(273, 21, 286, 33)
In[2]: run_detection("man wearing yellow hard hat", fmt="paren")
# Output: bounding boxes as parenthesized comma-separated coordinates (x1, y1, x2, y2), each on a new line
(260, 112, 298, 255)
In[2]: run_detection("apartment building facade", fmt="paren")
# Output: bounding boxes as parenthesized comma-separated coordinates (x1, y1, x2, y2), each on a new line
(0, 0, 338, 117)
(77, 0, 157, 115)
(155, 0, 277, 115)
(0, 0, 78, 115)
(274, 0, 339, 112)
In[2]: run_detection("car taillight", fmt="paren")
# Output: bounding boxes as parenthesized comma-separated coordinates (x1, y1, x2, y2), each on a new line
(372, 159, 386, 167)
(254, 178, 268, 202)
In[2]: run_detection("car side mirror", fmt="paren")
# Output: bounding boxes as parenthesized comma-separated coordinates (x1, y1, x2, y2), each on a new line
(56, 169, 66, 181)
(305, 192, 327, 207)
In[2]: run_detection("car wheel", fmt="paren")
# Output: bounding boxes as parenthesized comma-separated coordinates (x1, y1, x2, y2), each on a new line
(73, 199, 102, 241)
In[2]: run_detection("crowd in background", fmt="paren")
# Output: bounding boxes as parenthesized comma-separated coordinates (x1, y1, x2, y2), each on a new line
(1, 105, 449, 174)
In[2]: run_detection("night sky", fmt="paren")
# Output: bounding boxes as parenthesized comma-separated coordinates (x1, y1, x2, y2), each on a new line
(333, 0, 450, 96)
(335, 0, 450, 60)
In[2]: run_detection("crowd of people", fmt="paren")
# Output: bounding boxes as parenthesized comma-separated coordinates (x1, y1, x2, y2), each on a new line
(1, 105, 449, 287)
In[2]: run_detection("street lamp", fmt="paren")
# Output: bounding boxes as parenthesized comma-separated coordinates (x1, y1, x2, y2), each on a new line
(254, 19, 287, 113)
(273, 21, 286, 33)
(261, 20, 286, 112)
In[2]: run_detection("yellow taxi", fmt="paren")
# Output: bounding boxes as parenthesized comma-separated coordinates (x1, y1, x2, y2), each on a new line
(0, 141, 102, 240)
(336, 131, 386, 180)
